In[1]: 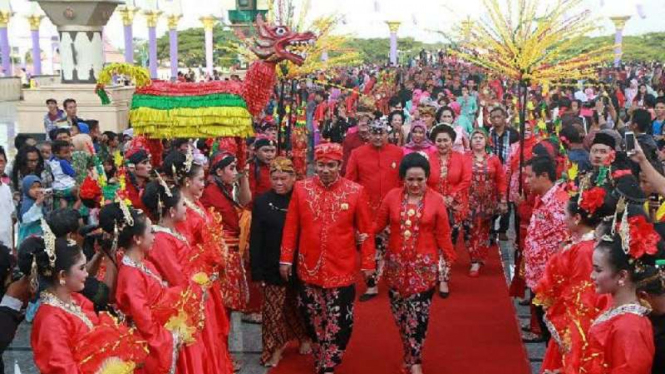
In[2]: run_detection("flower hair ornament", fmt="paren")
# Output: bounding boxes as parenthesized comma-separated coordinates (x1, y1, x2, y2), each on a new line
(40, 218, 57, 276)
(579, 187, 606, 216)
(606, 198, 659, 267)
(155, 171, 173, 198)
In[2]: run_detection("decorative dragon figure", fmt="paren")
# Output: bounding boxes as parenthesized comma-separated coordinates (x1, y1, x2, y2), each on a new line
(100, 15, 316, 139)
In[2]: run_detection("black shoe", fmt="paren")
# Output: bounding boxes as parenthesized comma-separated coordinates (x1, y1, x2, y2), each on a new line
(521, 332, 545, 343)
(438, 291, 450, 299)
(359, 293, 378, 302)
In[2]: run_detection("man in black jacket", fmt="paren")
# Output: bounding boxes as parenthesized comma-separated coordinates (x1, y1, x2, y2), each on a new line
(249, 157, 311, 367)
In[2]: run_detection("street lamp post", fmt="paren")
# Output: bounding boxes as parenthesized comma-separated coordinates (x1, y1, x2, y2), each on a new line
(609, 15, 631, 68)
(386, 21, 401, 66)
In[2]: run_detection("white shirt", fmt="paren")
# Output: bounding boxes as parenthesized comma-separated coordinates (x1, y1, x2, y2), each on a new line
(0, 183, 14, 249)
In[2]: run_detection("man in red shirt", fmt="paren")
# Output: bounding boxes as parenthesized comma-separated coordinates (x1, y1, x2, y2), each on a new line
(345, 118, 404, 301)
(341, 113, 371, 175)
(249, 136, 277, 202)
(280, 142, 375, 374)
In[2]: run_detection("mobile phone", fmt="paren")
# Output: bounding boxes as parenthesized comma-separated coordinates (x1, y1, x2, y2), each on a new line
(625, 131, 636, 155)
(42, 188, 53, 195)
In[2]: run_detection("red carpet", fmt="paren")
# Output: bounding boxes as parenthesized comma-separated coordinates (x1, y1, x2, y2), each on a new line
(270, 243, 531, 374)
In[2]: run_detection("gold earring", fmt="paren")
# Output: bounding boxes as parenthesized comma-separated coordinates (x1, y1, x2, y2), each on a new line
(619, 281, 625, 287)
(59, 279, 66, 286)
(137, 240, 142, 246)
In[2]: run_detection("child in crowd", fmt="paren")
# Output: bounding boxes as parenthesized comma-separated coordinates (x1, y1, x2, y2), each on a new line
(37, 141, 52, 163)
(17, 175, 45, 243)
(48, 140, 77, 208)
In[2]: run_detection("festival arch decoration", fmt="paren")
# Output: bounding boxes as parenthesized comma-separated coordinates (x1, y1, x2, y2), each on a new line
(96, 14, 316, 140)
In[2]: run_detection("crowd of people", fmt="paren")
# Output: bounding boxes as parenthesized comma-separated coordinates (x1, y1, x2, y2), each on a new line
(0, 54, 663, 374)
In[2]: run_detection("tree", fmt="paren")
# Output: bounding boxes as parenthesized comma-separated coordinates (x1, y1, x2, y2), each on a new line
(157, 25, 242, 68)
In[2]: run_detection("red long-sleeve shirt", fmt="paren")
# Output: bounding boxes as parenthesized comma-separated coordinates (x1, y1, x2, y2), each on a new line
(280, 176, 375, 288)
(345, 143, 403, 218)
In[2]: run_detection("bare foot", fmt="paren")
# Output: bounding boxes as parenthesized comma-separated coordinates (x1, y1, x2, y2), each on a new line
(264, 348, 283, 367)
(439, 282, 449, 293)
(470, 263, 481, 272)
(410, 364, 423, 374)
(299, 340, 313, 355)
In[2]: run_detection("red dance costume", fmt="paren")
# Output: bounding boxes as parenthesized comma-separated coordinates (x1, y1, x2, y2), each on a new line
(533, 233, 611, 373)
(375, 188, 457, 295)
(280, 176, 376, 287)
(176, 198, 233, 351)
(464, 153, 507, 263)
(581, 304, 654, 374)
(31, 292, 147, 374)
(116, 256, 207, 374)
(201, 182, 251, 311)
(147, 226, 232, 374)
(345, 143, 404, 217)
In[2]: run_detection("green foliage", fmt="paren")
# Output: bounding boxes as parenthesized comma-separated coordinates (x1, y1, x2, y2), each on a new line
(558, 32, 665, 63)
(157, 25, 242, 68)
(343, 37, 446, 64)
(154, 26, 665, 68)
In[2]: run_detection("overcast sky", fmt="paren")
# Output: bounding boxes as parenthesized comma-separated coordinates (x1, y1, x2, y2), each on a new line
(4, 0, 665, 49)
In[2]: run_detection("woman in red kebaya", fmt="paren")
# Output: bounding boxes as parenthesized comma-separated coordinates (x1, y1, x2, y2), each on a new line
(141, 181, 232, 374)
(103, 203, 212, 374)
(28, 228, 146, 374)
(375, 153, 457, 374)
(200, 150, 252, 312)
(581, 208, 656, 374)
(427, 124, 471, 297)
(533, 188, 615, 374)
(463, 129, 507, 277)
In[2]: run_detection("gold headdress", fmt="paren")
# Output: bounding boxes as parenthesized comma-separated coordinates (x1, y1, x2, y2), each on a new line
(184, 144, 194, 174)
(270, 157, 295, 174)
(40, 218, 57, 276)
(119, 198, 135, 227)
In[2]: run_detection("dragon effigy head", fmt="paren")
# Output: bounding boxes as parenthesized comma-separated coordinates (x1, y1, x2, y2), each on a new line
(251, 14, 317, 66)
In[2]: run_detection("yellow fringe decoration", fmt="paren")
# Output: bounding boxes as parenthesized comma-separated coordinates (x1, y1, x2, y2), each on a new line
(130, 107, 254, 139)
(95, 358, 136, 374)
(237, 208, 252, 257)
(97, 63, 151, 89)
(165, 311, 197, 346)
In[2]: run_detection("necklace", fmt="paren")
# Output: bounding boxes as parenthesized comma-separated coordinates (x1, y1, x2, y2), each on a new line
(40, 291, 93, 330)
(153, 225, 189, 245)
(592, 303, 649, 326)
(399, 190, 425, 248)
(122, 255, 168, 287)
(183, 197, 205, 218)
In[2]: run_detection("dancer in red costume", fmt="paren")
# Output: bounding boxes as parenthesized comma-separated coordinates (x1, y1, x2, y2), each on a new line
(201, 150, 253, 312)
(427, 124, 471, 298)
(141, 181, 232, 374)
(533, 187, 615, 373)
(582, 210, 657, 374)
(104, 203, 216, 374)
(463, 129, 507, 277)
(375, 153, 456, 374)
(163, 149, 232, 352)
(28, 227, 147, 374)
